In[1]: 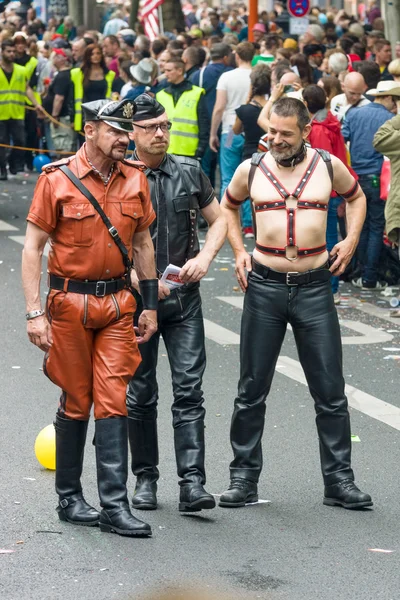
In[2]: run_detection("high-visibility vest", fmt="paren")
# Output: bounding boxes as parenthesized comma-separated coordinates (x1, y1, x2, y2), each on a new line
(0, 64, 27, 120)
(70, 68, 115, 131)
(24, 56, 41, 105)
(156, 85, 204, 157)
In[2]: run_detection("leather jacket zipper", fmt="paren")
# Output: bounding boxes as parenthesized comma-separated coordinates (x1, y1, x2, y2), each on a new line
(83, 294, 88, 325)
(111, 293, 120, 321)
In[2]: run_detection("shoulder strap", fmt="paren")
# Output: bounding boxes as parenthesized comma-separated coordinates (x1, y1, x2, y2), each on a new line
(248, 152, 265, 197)
(59, 165, 131, 270)
(315, 148, 333, 184)
(168, 155, 198, 261)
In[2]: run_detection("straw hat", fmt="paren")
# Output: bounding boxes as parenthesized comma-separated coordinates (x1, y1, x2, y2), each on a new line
(367, 80, 400, 96)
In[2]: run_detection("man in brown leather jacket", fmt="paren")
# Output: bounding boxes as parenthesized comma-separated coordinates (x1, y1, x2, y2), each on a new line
(22, 98, 158, 538)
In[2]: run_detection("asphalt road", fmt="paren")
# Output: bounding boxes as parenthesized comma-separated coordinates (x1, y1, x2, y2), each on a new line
(1, 172, 400, 600)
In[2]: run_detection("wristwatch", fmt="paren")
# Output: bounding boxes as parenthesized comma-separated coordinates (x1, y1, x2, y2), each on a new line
(26, 309, 45, 321)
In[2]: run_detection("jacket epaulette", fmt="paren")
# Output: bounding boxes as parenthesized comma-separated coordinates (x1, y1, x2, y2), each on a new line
(43, 156, 73, 173)
(122, 158, 147, 171)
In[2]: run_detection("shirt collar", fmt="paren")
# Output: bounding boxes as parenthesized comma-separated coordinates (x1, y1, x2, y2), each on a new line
(74, 143, 125, 180)
(132, 150, 172, 177)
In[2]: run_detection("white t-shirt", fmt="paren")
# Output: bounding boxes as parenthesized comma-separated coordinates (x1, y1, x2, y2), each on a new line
(216, 67, 251, 134)
(330, 92, 370, 122)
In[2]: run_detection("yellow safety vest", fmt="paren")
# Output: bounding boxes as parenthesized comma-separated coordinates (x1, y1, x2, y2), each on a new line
(24, 56, 41, 106)
(70, 68, 115, 131)
(0, 64, 27, 120)
(156, 85, 204, 157)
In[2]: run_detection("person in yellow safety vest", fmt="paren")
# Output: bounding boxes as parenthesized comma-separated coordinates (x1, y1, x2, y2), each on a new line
(70, 43, 115, 137)
(12, 32, 42, 171)
(156, 58, 209, 159)
(0, 40, 44, 181)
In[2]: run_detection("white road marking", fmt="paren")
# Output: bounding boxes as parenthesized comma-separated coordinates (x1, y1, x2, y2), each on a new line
(0, 219, 18, 231)
(217, 297, 393, 345)
(203, 319, 240, 345)
(276, 356, 400, 432)
(8, 235, 49, 257)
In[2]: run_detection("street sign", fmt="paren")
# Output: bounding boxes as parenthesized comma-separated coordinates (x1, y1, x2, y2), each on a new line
(287, 0, 310, 18)
(289, 16, 309, 35)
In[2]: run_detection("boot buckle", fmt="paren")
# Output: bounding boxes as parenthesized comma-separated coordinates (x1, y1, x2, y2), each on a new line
(59, 498, 69, 509)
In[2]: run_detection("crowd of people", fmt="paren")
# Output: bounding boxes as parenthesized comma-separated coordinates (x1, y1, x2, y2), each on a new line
(1, 1, 400, 302)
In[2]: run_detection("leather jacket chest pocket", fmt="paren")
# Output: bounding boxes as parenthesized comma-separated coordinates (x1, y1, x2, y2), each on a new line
(62, 204, 96, 247)
(120, 202, 144, 245)
(173, 196, 197, 234)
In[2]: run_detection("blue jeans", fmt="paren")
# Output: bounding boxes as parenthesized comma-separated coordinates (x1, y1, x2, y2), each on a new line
(356, 174, 385, 285)
(220, 132, 252, 228)
(201, 146, 218, 189)
(326, 196, 342, 294)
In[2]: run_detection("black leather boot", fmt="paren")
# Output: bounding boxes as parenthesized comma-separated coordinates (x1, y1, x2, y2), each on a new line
(219, 478, 258, 508)
(175, 421, 215, 512)
(128, 417, 159, 510)
(0, 167, 7, 181)
(54, 415, 100, 526)
(95, 417, 152, 537)
(323, 479, 373, 509)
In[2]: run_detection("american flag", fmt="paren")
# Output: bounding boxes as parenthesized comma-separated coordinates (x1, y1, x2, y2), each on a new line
(139, 0, 164, 41)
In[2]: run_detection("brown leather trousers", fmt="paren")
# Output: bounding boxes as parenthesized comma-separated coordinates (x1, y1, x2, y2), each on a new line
(44, 287, 141, 420)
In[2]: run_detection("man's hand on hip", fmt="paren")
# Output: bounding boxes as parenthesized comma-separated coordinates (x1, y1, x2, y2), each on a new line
(235, 250, 252, 292)
(27, 315, 53, 352)
(329, 237, 357, 276)
(135, 309, 158, 344)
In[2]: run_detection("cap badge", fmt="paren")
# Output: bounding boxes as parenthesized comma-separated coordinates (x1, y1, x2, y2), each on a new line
(123, 103, 134, 119)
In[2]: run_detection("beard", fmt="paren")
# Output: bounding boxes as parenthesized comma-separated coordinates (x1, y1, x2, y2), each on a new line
(136, 138, 169, 156)
(109, 145, 128, 160)
(269, 139, 303, 162)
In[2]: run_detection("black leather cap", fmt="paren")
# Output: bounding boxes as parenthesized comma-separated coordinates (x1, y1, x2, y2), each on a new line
(132, 93, 165, 122)
(81, 98, 136, 132)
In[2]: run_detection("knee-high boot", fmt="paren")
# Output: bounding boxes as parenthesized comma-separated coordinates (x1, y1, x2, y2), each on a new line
(55, 415, 100, 526)
(95, 417, 152, 537)
(128, 417, 159, 510)
(174, 420, 215, 512)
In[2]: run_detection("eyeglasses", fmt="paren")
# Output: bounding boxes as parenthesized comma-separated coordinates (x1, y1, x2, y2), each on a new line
(133, 121, 172, 134)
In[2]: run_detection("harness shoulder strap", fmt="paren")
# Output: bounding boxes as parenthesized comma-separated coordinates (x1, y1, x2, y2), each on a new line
(248, 152, 265, 197)
(315, 148, 333, 185)
(59, 165, 131, 270)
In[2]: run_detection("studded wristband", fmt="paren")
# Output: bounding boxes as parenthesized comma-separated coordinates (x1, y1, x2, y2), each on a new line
(26, 309, 45, 321)
(139, 279, 158, 310)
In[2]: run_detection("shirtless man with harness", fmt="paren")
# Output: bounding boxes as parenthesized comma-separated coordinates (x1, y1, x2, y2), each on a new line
(219, 97, 373, 510)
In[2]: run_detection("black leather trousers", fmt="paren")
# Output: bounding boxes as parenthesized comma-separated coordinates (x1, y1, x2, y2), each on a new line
(126, 285, 207, 485)
(230, 270, 354, 486)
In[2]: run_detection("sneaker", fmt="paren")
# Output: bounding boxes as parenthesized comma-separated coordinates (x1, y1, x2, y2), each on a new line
(351, 277, 387, 291)
(333, 292, 341, 305)
(243, 227, 254, 239)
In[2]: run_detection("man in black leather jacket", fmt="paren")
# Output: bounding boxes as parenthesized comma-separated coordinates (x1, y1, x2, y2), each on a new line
(126, 94, 227, 513)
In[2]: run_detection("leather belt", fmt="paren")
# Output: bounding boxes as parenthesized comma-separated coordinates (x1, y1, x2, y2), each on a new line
(49, 274, 127, 297)
(251, 259, 331, 286)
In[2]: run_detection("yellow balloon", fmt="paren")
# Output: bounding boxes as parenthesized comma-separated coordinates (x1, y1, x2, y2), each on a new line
(34, 424, 56, 470)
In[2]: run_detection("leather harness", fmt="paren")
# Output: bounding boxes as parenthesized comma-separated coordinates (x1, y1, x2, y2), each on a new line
(227, 149, 338, 262)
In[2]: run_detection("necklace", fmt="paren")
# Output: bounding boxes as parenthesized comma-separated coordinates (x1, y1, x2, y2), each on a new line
(87, 157, 115, 186)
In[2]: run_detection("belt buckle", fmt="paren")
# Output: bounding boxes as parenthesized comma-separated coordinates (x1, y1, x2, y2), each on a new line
(108, 226, 118, 238)
(189, 209, 196, 219)
(95, 281, 107, 297)
(286, 272, 298, 286)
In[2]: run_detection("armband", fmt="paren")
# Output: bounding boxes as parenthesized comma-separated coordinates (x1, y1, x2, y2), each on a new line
(139, 279, 158, 310)
(341, 181, 359, 199)
(226, 188, 243, 206)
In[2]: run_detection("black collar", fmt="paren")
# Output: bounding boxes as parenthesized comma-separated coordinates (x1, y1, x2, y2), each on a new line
(276, 143, 307, 169)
